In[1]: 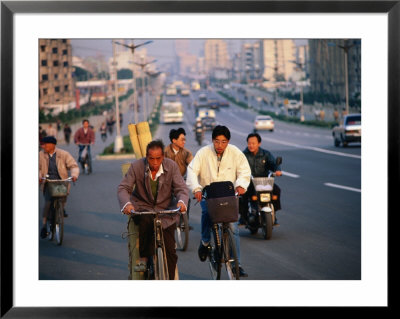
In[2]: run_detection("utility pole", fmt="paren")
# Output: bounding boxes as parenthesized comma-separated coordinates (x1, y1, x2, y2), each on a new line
(112, 40, 123, 153)
(114, 40, 153, 124)
(134, 57, 157, 122)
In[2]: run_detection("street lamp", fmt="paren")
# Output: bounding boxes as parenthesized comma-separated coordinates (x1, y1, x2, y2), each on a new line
(114, 40, 153, 123)
(328, 40, 355, 116)
(134, 58, 157, 122)
(112, 40, 123, 153)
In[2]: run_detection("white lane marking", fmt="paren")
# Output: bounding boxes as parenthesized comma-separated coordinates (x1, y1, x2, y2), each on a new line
(226, 126, 361, 160)
(282, 171, 300, 178)
(324, 183, 361, 193)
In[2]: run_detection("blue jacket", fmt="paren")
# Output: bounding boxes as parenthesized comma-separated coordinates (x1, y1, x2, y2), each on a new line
(243, 147, 281, 177)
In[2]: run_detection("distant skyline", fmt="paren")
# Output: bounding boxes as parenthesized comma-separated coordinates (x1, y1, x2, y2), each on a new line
(70, 38, 308, 65)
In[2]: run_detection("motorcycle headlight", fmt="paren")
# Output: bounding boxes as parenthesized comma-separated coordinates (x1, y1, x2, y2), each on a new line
(260, 193, 271, 202)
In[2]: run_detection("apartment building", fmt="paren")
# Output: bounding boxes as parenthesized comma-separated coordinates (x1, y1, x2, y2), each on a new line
(39, 39, 75, 114)
(204, 39, 230, 78)
(261, 39, 296, 82)
(308, 39, 361, 103)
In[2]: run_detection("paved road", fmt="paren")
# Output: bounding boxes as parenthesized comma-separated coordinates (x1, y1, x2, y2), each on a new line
(39, 88, 361, 281)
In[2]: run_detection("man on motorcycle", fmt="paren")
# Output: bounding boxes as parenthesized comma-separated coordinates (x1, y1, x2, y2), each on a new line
(240, 133, 282, 226)
(194, 117, 204, 146)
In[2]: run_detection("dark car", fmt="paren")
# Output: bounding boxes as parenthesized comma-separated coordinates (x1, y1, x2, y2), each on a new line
(218, 100, 230, 107)
(201, 116, 217, 131)
(208, 99, 220, 110)
(332, 114, 361, 147)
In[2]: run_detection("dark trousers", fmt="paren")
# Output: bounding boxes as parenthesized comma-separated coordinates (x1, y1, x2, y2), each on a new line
(137, 216, 177, 280)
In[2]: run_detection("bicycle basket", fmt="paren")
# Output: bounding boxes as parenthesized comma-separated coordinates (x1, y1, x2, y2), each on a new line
(47, 181, 69, 197)
(252, 177, 274, 192)
(207, 196, 239, 223)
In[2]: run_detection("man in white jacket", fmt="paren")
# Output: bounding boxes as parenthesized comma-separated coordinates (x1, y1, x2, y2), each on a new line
(186, 125, 251, 277)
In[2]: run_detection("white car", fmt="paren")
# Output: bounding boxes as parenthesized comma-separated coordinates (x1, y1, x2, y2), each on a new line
(253, 115, 275, 132)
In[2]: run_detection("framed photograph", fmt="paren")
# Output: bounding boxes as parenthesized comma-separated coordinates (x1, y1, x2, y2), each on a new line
(1, 0, 395, 317)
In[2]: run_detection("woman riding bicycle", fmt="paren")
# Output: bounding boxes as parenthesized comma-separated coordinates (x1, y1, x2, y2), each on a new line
(117, 140, 189, 280)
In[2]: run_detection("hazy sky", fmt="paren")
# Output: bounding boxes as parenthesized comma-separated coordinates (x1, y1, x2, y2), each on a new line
(71, 39, 307, 65)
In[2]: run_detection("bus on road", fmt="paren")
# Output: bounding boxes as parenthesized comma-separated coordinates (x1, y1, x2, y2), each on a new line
(161, 101, 184, 124)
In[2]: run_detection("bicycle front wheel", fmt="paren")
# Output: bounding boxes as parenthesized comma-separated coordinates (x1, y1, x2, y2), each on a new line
(175, 213, 189, 251)
(55, 200, 64, 245)
(156, 247, 168, 280)
(208, 225, 221, 280)
(223, 226, 240, 280)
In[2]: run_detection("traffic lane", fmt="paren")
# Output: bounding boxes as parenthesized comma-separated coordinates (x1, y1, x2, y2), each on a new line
(39, 158, 134, 280)
(217, 102, 361, 155)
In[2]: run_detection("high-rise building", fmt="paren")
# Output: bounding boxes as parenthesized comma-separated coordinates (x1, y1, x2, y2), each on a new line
(308, 39, 361, 104)
(240, 41, 264, 83)
(39, 39, 75, 113)
(204, 39, 230, 75)
(261, 39, 296, 82)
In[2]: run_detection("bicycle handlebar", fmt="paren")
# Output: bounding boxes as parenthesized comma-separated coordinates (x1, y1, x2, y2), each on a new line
(41, 176, 73, 182)
(129, 207, 181, 216)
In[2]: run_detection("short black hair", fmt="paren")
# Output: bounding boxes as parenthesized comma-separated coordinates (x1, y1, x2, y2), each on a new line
(82, 119, 89, 124)
(212, 125, 230, 140)
(169, 128, 186, 142)
(247, 132, 261, 143)
(146, 139, 165, 156)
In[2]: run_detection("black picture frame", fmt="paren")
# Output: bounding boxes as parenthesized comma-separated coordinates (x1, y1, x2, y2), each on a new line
(1, 1, 395, 317)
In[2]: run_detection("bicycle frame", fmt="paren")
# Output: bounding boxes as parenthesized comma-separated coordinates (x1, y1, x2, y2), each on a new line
(42, 177, 73, 245)
(129, 208, 181, 280)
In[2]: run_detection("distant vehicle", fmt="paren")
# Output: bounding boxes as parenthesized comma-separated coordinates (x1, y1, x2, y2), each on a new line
(181, 88, 190, 96)
(197, 108, 216, 119)
(218, 100, 230, 107)
(198, 93, 207, 103)
(166, 87, 177, 96)
(161, 101, 184, 124)
(332, 114, 361, 147)
(191, 81, 201, 91)
(253, 115, 275, 132)
(201, 116, 217, 131)
(207, 99, 219, 110)
(287, 99, 301, 110)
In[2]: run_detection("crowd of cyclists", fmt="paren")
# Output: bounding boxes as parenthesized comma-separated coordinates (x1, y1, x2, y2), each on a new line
(39, 114, 282, 280)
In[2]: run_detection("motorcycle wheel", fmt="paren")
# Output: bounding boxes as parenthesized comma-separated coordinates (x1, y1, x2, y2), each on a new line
(261, 211, 273, 240)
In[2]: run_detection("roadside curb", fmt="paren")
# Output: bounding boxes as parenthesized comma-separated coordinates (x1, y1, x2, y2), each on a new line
(96, 154, 136, 160)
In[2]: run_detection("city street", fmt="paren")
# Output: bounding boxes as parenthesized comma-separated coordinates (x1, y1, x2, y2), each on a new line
(39, 88, 361, 281)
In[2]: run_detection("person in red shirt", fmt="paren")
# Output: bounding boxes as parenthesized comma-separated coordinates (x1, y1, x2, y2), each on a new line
(74, 119, 95, 173)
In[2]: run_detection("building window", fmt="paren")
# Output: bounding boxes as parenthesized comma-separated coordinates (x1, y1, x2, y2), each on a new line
(64, 85, 69, 91)
(53, 60, 59, 67)
(54, 74, 58, 80)
(43, 88, 48, 95)
(55, 86, 60, 92)
(52, 47, 58, 54)
(62, 49, 68, 55)
(63, 61, 69, 67)
(42, 74, 48, 81)
(41, 60, 47, 66)
(40, 45, 46, 52)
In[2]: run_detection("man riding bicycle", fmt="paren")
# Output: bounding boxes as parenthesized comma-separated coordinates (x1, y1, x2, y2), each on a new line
(39, 136, 79, 238)
(186, 125, 251, 277)
(74, 119, 95, 173)
(117, 140, 189, 280)
(240, 133, 282, 226)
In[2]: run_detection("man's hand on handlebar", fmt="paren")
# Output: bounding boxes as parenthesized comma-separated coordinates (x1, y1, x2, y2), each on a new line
(235, 186, 246, 196)
(275, 171, 282, 177)
(177, 201, 187, 213)
(123, 203, 135, 215)
(194, 191, 202, 202)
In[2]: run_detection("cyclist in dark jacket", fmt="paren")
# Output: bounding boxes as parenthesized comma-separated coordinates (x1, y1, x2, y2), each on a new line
(240, 132, 282, 225)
